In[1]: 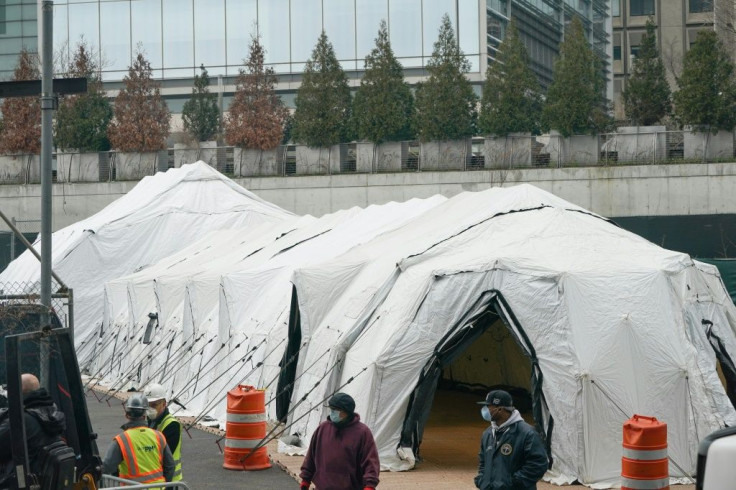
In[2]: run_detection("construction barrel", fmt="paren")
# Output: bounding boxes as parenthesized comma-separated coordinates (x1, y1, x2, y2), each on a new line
(621, 414, 669, 489)
(223, 385, 271, 471)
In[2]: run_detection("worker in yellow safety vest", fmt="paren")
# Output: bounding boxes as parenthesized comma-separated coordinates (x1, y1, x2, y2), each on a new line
(103, 393, 175, 484)
(145, 383, 183, 481)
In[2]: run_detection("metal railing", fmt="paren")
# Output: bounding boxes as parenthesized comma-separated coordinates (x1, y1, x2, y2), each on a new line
(99, 475, 190, 489)
(0, 130, 734, 184)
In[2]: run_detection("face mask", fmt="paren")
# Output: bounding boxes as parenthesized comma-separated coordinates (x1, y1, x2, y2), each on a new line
(329, 409, 343, 423)
(481, 406, 492, 422)
(147, 407, 157, 420)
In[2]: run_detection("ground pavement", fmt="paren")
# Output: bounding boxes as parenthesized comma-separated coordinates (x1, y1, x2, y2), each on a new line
(86, 390, 695, 489)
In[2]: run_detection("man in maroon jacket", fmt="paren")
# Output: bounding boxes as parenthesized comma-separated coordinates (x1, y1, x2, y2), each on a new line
(300, 392, 380, 490)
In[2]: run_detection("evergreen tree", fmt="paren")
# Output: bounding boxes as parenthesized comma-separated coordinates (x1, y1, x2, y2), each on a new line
(182, 65, 220, 142)
(622, 19, 671, 126)
(673, 30, 736, 132)
(292, 31, 352, 148)
(542, 17, 609, 136)
(107, 51, 171, 152)
(0, 50, 41, 155)
(55, 41, 113, 151)
(352, 20, 414, 143)
(414, 14, 477, 141)
(225, 36, 289, 149)
(479, 19, 542, 136)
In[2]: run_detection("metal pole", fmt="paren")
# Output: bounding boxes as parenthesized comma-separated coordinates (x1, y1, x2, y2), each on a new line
(40, 0, 55, 388)
(10, 217, 16, 260)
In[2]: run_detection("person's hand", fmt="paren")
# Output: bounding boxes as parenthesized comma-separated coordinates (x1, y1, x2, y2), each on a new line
(300, 481, 310, 490)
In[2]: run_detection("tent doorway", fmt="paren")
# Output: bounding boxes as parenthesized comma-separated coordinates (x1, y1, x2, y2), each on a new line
(400, 291, 552, 468)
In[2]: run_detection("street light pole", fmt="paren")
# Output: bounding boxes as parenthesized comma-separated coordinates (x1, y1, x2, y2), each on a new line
(40, 0, 55, 388)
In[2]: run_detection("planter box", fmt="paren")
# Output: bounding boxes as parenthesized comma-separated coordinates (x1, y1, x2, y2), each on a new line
(113, 152, 158, 180)
(484, 133, 533, 168)
(605, 126, 667, 164)
(173, 141, 218, 168)
(355, 142, 375, 173)
(684, 129, 735, 161)
(57, 152, 100, 182)
(420, 140, 469, 170)
(545, 132, 599, 166)
(234, 148, 283, 177)
(374, 142, 403, 172)
(295, 146, 330, 175)
(0, 154, 37, 184)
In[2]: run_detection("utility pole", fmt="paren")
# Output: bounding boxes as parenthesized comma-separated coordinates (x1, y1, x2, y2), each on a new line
(39, 0, 55, 388)
(0, 3, 86, 388)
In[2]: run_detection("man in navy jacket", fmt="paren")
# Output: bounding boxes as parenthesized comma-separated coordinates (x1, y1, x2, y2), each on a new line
(300, 392, 380, 490)
(475, 390, 548, 490)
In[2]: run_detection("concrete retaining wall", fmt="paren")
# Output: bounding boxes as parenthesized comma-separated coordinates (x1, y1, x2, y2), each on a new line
(4, 162, 736, 232)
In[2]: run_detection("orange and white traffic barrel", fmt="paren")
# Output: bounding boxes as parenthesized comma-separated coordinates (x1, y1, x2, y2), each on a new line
(622, 414, 669, 489)
(223, 385, 271, 471)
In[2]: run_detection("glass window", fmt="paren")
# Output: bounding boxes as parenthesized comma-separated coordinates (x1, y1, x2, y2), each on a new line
(356, 0, 387, 62)
(131, 0, 162, 69)
(390, 0, 422, 59)
(100, 1, 130, 73)
(613, 45, 621, 60)
(163, 0, 193, 69)
(68, 3, 99, 61)
(324, 0, 356, 64)
(225, 0, 257, 68)
(2, 4, 20, 23)
(290, 0, 322, 65)
(689, 0, 713, 13)
(612, 0, 620, 16)
(53, 4, 68, 67)
(194, 0, 225, 69)
(259, 0, 290, 65)
(422, 0, 456, 57)
(459, 0, 480, 71)
(629, 0, 654, 16)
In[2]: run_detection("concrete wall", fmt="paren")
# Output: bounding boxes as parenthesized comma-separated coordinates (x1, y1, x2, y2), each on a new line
(684, 130, 735, 161)
(3, 162, 736, 232)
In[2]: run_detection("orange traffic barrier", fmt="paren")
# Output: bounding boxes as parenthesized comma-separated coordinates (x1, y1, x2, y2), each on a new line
(223, 385, 272, 471)
(622, 414, 669, 489)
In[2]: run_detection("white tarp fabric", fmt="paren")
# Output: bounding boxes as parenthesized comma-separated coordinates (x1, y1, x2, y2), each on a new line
(284, 184, 736, 487)
(88, 196, 447, 425)
(0, 161, 293, 348)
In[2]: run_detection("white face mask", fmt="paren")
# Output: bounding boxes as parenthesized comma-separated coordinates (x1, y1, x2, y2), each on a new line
(146, 407, 157, 420)
(329, 409, 343, 423)
(481, 406, 492, 422)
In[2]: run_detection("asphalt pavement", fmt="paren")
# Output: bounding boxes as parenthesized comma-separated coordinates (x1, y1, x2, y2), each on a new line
(85, 391, 297, 489)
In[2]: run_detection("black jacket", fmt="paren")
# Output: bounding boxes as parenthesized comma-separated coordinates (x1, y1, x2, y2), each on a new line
(475, 417, 548, 490)
(0, 388, 66, 476)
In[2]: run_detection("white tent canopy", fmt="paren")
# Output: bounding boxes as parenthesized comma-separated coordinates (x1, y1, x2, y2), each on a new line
(0, 161, 293, 348)
(280, 184, 736, 487)
(88, 196, 447, 423)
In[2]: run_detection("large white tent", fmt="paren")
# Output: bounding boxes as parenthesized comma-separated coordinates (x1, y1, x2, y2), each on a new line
(88, 196, 447, 423)
(278, 184, 736, 487)
(0, 162, 293, 349)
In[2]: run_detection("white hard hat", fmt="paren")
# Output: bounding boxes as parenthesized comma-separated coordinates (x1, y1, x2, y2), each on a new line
(144, 383, 167, 403)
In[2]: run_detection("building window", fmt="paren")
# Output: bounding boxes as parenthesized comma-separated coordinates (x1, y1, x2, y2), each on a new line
(0, 0, 5, 35)
(689, 0, 713, 13)
(630, 45, 640, 57)
(612, 0, 620, 17)
(629, 0, 654, 16)
(613, 45, 621, 60)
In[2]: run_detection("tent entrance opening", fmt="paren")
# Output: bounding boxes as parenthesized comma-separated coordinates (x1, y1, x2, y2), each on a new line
(417, 316, 534, 468)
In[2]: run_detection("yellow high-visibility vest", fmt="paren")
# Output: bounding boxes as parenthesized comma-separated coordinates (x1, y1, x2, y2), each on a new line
(157, 413, 183, 481)
(115, 427, 166, 484)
